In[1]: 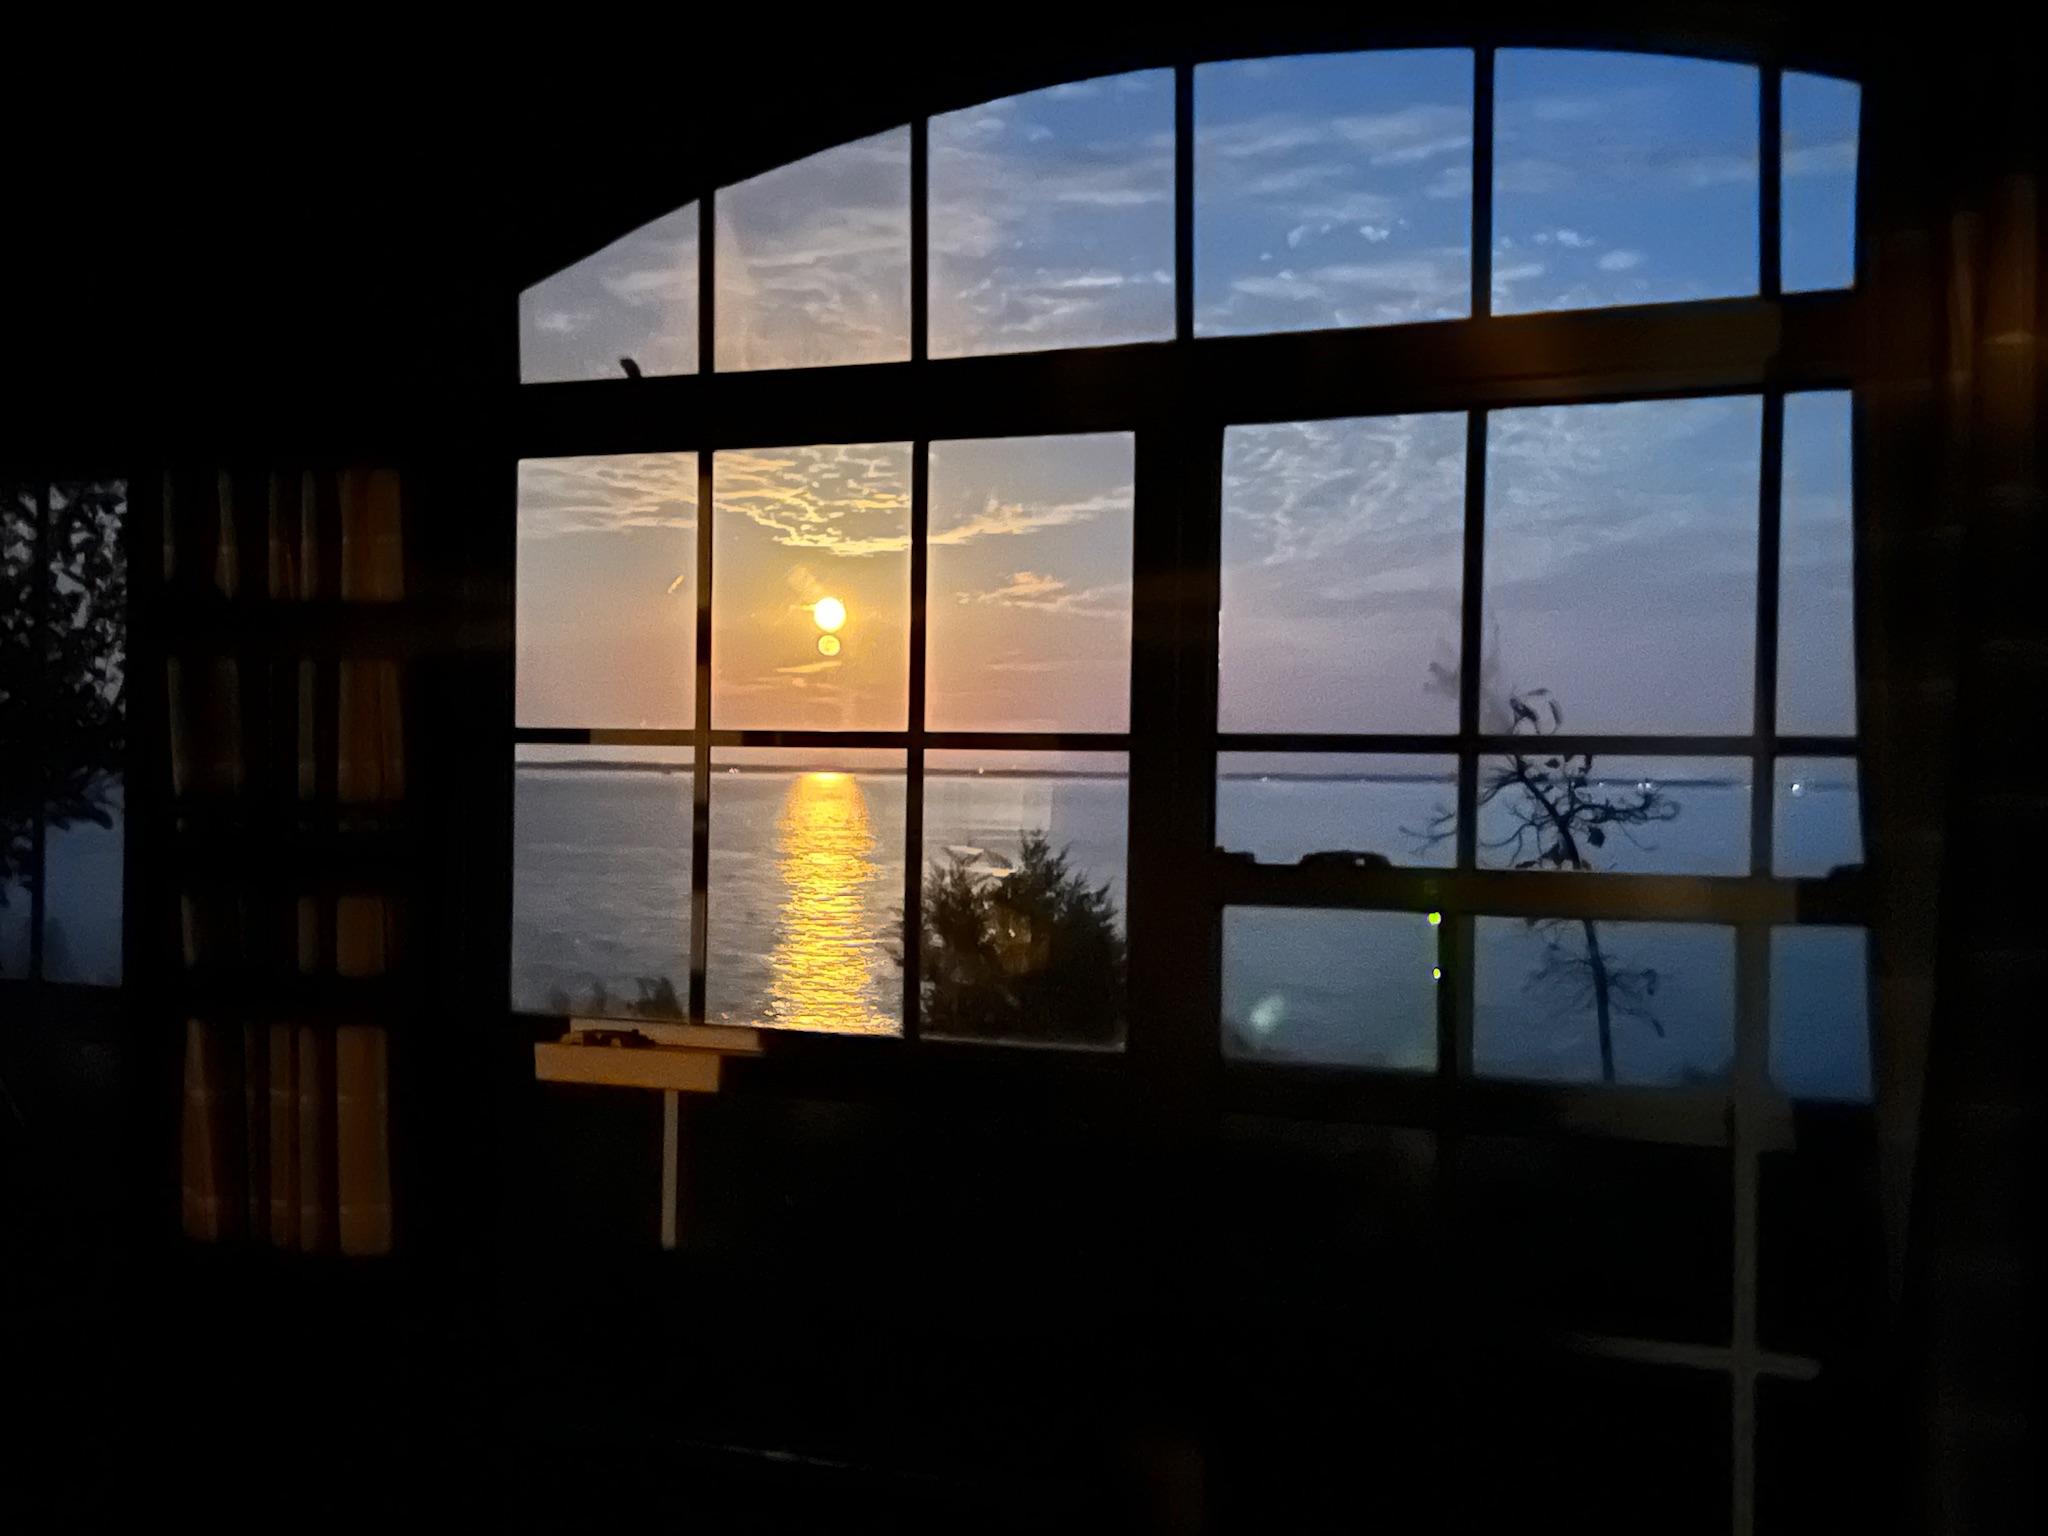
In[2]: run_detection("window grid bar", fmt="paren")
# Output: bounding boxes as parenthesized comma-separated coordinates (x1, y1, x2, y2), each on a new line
(1760, 66, 1783, 301)
(1752, 393, 1786, 878)
(689, 448, 712, 1026)
(517, 726, 1132, 752)
(910, 118, 929, 366)
(26, 480, 52, 983)
(902, 440, 930, 1040)
(1471, 47, 1495, 321)
(1174, 63, 1195, 342)
(1456, 410, 1488, 872)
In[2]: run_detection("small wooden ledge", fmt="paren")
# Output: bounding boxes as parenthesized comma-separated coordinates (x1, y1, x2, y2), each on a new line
(534, 1021, 764, 1092)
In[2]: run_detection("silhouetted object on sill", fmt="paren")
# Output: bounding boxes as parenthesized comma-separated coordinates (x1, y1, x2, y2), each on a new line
(619, 356, 642, 379)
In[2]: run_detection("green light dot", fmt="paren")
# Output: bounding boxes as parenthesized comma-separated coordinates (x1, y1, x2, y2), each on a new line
(1427, 911, 1442, 926)
(1431, 967, 1442, 981)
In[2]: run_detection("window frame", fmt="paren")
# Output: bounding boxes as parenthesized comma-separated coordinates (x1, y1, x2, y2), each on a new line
(507, 34, 1874, 1533)
(511, 45, 1867, 1097)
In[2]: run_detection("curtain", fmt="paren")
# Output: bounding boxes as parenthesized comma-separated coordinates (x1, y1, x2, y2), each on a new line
(1860, 48, 2043, 1530)
(173, 467, 405, 1256)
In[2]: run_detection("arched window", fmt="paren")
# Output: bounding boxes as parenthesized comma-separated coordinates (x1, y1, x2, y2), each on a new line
(511, 37, 1866, 1523)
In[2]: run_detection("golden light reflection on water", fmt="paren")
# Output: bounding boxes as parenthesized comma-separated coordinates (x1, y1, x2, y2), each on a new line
(768, 771, 894, 1032)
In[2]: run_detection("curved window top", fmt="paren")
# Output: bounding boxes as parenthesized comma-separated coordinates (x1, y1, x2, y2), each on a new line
(517, 45, 1859, 382)
(717, 129, 911, 373)
(931, 70, 1175, 357)
(520, 203, 700, 383)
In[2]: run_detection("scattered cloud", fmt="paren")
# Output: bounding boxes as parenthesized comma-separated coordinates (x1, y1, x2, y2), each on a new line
(1596, 248, 1644, 272)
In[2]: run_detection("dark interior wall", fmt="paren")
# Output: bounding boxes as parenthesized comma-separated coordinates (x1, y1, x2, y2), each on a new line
(4, 8, 2040, 1530)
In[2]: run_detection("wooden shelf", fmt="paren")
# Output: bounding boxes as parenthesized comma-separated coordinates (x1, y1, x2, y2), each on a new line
(533, 1040, 725, 1093)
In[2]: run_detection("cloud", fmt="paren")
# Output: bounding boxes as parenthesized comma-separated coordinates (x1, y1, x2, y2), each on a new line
(517, 453, 698, 541)
(714, 442, 911, 558)
(1596, 249, 1644, 272)
(950, 570, 1132, 617)
(716, 130, 912, 371)
(930, 486, 1132, 547)
(928, 76, 1174, 353)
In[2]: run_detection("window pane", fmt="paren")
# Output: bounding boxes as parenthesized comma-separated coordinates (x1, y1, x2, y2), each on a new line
(1783, 73, 1860, 292)
(43, 781, 122, 985)
(1484, 397, 1761, 734)
(926, 433, 1132, 732)
(1493, 50, 1757, 312)
(931, 72, 1173, 357)
(1220, 413, 1465, 732)
(1477, 755, 1749, 876)
(517, 454, 696, 730)
(1196, 49, 1473, 336)
(519, 202, 698, 383)
(1771, 925, 1872, 1101)
(1475, 917, 1734, 1086)
(716, 129, 910, 371)
(512, 744, 693, 1018)
(41, 480, 128, 985)
(1778, 391, 1856, 735)
(1774, 756, 1862, 877)
(920, 749, 1127, 1047)
(707, 748, 905, 1035)
(1223, 908, 1438, 1070)
(1217, 753, 1455, 866)
(712, 444, 910, 731)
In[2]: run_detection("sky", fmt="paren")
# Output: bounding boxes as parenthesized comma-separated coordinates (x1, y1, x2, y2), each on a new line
(516, 50, 1859, 742)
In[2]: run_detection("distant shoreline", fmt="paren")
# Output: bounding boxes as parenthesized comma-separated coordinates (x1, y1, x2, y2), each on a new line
(513, 760, 1839, 789)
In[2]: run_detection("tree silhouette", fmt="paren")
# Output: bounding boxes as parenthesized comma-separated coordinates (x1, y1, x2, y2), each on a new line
(1, 481, 126, 973)
(1416, 686, 1681, 1082)
(910, 830, 1125, 1044)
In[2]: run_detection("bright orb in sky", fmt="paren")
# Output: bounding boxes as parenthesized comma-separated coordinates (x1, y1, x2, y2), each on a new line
(817, 634, 841, 658)
(812, 596, 847, 633)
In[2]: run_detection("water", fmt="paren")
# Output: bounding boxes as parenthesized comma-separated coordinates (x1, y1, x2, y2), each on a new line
(512, 765, 1870, 1098)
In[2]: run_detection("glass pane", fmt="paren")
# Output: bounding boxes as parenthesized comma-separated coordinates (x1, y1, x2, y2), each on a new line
(1, 485, 29, 975)
(519, 202, 699, 382)
(1778, 391, 1856, 735)
(707, 748, 906, 1035)
(930, 71, 1173, 357)
(1223, 908, 1438, 1070)
(926, 433, 1132, 732)
(1771, 925, 1872, 1101)
(1196, 49, 1473, 336)
(919, 749, 1127, 1046)
(1774, 756, 1862, 877)
(42, 781, 122, 985)
(1475, 917, 1735, 1086)
(1493, 50, 1757, 312)
(1477, 755, 1749, 876)
(1217, 752, 1455, 866)
(512, 744, 693, 1018)
(716, 129, 910, 371)
(42, 480, 128, 985)
(1484, 397, 1761, 734)
(1220, 413, 1466, 732)
(1783, 73, 1860, 292)
(712, 444, 911, 731)
(517, 454, 696, 730)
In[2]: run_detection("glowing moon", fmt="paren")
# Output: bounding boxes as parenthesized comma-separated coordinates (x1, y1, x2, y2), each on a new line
(816, 634, 841, 657)
(811, 596, 847, 633)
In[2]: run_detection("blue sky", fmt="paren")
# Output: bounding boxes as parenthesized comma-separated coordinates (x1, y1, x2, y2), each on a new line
(516, 51, 1858, 739)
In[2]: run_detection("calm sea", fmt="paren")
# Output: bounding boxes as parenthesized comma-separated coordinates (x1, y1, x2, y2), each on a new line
(512, 765, 1871, 1097)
